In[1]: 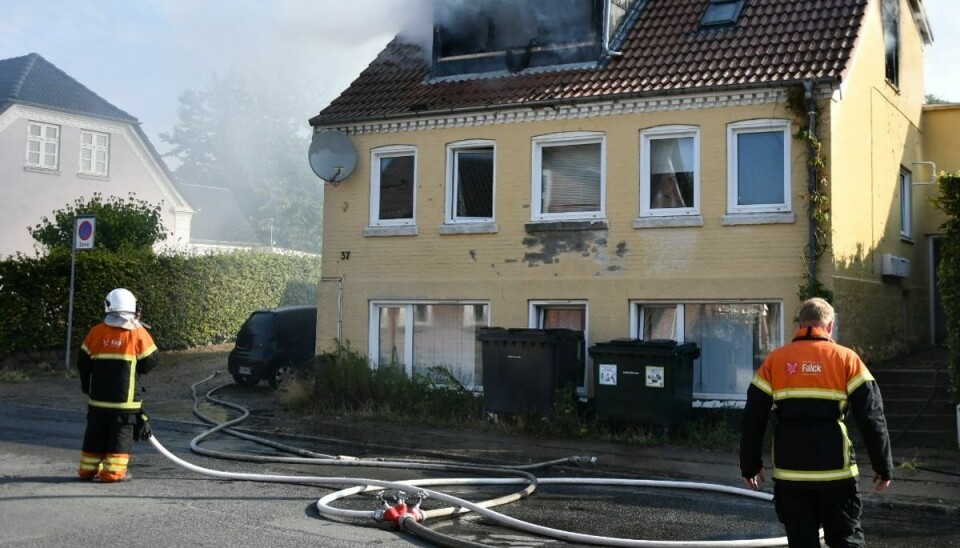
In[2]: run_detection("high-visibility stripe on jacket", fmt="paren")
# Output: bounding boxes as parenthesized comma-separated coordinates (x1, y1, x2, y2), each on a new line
(740, 326, 893, 486)
(77, 322, 158, 411)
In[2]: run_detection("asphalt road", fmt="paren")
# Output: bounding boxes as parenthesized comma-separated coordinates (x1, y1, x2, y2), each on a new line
(2, 403, 958, 547)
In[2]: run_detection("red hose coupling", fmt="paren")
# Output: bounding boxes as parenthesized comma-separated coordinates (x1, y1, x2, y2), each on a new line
(381, 503, 424, 525)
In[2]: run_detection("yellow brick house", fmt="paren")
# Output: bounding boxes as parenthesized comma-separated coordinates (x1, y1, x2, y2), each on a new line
(308, 0, 942, 407)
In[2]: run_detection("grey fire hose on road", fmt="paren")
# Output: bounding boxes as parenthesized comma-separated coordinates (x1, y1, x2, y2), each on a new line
(146, 372, 818, 547)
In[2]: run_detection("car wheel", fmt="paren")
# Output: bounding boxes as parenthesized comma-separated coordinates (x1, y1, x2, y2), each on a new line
(268, 363, 295, 390)
(232, 373, 259, 387)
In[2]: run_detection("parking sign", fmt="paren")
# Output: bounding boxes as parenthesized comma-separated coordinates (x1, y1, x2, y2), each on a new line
(74, 216, 95, 250)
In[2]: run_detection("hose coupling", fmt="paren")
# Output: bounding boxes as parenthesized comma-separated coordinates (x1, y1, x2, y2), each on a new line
(374, 490, 426, 526)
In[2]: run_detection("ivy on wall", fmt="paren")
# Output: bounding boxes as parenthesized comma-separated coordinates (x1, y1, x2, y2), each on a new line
(785, 85, 833, 304)
(933, 170, 960, 402)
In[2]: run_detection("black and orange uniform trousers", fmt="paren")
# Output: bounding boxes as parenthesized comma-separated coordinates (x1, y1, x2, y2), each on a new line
(76, 321, 158, 482)
(740, 327, 893, 548)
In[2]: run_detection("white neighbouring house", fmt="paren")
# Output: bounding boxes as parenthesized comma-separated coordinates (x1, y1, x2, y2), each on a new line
(0, 53, 193, 257)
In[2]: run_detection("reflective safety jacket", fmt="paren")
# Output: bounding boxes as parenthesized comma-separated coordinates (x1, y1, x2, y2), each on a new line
(740, 327, 893, 486)
(77, 322, 158, 411)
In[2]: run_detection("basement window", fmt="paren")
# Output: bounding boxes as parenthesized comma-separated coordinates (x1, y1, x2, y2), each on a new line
(632, 301, 782, 401)
(700, 0, 747, 29)
(371, 301, 490, 390)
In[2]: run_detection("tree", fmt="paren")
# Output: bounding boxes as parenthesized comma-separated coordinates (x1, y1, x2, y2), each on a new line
(161, 72, 323, 253)
(926, 94, 951, 105)
(29, 193, 167, 254)
(934, 171, 960, 403)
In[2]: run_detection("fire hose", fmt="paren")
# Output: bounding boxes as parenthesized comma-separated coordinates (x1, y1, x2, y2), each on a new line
(144, 372, 820, 547)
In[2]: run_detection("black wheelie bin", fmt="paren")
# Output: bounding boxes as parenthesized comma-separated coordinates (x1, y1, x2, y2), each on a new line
(477, 327, 584, 415)
(588, 339, 699, 425)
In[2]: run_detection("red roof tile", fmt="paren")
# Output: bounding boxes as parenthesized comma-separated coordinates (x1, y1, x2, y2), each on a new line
(311, 0, 867, 126)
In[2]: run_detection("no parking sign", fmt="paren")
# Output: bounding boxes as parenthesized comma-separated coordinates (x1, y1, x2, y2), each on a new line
(74, 216, 96, 250)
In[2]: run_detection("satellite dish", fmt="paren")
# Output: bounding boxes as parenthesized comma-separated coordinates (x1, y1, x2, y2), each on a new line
(308, 130, 357, 185)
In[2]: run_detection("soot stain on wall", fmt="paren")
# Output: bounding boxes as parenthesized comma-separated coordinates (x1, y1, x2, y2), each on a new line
(522, 231, 608, 266)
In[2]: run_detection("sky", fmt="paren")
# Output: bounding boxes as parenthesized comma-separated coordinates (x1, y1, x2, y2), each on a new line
(0, 0, 958, 157)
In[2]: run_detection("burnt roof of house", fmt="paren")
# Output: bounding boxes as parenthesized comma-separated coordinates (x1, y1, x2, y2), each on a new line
(0, 53, 137, 122)
(311, 0, 869, 126)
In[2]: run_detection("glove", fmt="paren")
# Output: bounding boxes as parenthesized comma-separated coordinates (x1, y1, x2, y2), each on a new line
(133, 411, 152, 441)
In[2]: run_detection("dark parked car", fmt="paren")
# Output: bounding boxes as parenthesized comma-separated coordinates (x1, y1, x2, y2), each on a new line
(227, 306, 317, 388)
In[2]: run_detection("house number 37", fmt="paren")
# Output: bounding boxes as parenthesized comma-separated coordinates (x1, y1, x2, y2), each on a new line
(340, 251, 351, 260)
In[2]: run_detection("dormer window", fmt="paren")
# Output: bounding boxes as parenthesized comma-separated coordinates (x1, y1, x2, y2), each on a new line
(432, 0, 604, 78)
(700, 0, 747, 29)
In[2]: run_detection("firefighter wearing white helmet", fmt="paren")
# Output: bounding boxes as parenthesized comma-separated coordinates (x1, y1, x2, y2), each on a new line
(76, 288, 159, 482)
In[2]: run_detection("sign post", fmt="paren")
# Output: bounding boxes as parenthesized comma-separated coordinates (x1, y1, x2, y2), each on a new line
(65, 216, 95, 369)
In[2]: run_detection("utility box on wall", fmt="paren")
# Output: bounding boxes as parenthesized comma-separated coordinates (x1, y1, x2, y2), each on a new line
(477, 327, 584, 415)
(881, 254, 911, 278)
(589, 339, 700, 425)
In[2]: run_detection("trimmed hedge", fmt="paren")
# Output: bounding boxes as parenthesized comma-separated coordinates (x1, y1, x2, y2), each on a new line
(934, 170, 960, 403)
(0, 250, 320, 352)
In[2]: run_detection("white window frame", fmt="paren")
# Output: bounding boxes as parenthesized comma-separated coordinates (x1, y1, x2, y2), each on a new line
(79, 130, 110, 176)
(368, 300, 491, 390)
(726, 119, 791, 214)
(25, 121, 60, 169)
(900, 168, 912, 240)
(531, 132, 606, 222)
(528, 300, 589, 393)
(445, 139, 496, 225)
(370, 145, 417, 227)
(639, 125, 701, 218)
(629, 300, 784, 404)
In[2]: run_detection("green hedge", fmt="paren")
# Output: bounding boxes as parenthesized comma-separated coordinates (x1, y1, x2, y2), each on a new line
(934, 170, 960, 403)
(0, 250, 321, 352)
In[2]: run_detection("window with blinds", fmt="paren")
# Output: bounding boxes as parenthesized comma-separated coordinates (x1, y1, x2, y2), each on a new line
(532, 132, 605, 221)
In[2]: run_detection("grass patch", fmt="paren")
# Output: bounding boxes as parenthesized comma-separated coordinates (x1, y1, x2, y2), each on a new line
(281, 344, 741, 450)
(162, 343, 232, 369)
(0, 369, 30, 383)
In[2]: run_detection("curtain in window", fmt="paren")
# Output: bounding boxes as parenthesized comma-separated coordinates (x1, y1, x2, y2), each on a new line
(455, 149, 493, 218)
(642, 306, 678, 340)
(649, 137, 694, 209)
(412, 304, 489, 386)
(683, 303, 781, 395)
(541, 143, 601, 213)
(542, 307, 586, 331)
(378, 307, 406, 370)
(737, 131, 784, 206)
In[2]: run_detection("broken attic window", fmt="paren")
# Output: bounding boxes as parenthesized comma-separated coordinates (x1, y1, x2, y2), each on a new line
(432, 0, 603, 77)
(700, 0, 747, 29)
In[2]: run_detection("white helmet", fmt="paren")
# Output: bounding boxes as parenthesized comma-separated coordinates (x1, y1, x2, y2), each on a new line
(104, 288, 137, 314)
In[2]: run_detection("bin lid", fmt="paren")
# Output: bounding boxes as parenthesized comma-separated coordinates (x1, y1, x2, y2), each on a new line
(589, 339, 700, 358)
(477, 327, 584, 342)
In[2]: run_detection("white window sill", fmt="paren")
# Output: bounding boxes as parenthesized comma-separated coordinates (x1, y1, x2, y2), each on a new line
(23, 165, 59, 175)
(364, 225, 418, 237)
(633, 215, 703, 229)
(77, 172, 109, 180)
(721, 212, 796, 226)
(438, 222, 497, 235)
(900, 234, 914, 244)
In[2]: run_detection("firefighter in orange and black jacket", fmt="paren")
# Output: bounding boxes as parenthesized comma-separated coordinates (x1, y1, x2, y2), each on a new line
(76, 288, 158, 482)
(740, 297, 893, 548)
